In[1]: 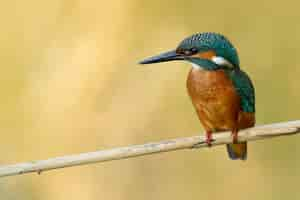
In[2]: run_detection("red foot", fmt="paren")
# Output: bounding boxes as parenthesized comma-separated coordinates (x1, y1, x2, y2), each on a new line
(232, 130, 238, 144)
(206, 131, 213, 147)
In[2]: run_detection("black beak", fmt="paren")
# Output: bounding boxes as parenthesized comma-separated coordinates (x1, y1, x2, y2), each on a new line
(139, 50, 184, 64)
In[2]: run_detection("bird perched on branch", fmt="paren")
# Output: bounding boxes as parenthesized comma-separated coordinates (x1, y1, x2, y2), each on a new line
(139, 32, 255, 160)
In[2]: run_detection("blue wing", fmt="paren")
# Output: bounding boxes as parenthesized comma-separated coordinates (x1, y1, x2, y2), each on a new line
(227, 69, 255, 113)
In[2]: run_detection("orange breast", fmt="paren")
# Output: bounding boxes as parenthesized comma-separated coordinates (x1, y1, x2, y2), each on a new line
(186, 68, 241, 132)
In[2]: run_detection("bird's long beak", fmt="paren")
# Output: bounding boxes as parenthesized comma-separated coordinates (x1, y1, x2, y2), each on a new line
(139, 50, 184, 64)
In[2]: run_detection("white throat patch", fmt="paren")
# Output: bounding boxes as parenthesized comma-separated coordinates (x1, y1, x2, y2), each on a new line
(211, 56, 234, 68)
(190, 56, 234, 70)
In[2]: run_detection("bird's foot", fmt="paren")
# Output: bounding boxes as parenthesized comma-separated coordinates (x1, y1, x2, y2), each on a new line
(232, 130, 238, 144)
(206, 131, 213, 147)
(191, 131, 214, 149)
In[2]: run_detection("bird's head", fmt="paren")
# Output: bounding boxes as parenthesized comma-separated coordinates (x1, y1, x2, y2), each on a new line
(139, 32, 240, 70)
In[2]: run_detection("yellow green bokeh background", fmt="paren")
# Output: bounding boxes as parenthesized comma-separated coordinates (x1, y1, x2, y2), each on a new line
(1, 0, 300, 199)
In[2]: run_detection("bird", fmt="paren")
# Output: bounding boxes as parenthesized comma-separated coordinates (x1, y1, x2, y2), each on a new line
(139, 32, 255, 160)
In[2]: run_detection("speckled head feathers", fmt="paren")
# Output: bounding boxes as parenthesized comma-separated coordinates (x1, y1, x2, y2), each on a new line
(177, 32, 240, 68)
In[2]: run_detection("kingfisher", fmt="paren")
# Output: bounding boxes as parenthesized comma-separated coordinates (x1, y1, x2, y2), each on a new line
(139, 32, 255, 160)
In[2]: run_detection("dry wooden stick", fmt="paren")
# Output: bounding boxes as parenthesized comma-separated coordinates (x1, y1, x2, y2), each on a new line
(0, 120, 299, 178)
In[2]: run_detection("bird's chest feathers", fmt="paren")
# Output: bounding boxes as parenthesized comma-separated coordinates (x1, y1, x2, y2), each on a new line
(187, 68, 238, 101)
(186, 68, 241, 131)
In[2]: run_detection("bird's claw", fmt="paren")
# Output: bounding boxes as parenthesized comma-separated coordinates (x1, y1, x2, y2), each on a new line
(232, 131, 238, 144)
(191, 137, 215, 149)
(206, 137, 213, 147)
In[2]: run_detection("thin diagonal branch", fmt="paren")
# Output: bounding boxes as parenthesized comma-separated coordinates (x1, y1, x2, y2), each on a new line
(0, 120, 299, 178)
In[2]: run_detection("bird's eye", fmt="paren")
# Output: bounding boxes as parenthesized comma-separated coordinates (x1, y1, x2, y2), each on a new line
(183, 48, 197, 55)
(191, 48, 198, 53)
(177, 48, 198, 55)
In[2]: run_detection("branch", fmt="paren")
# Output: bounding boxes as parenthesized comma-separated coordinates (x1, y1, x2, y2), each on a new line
(0, 120, 299, 178)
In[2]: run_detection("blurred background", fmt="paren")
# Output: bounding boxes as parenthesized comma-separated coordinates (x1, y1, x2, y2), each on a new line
(0, 0, 300, 199)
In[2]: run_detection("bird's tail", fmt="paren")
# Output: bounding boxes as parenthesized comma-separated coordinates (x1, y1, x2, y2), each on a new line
(226, 142, 247, 160)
